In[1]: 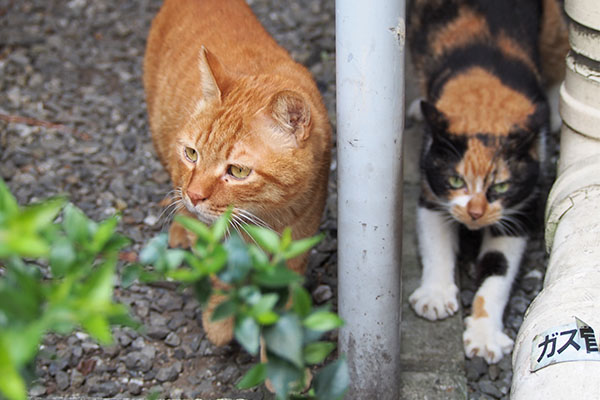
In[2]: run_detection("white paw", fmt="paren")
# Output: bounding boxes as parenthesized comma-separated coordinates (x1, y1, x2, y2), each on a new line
(463, 316, 514, 364)
(409, 284, 459, 321)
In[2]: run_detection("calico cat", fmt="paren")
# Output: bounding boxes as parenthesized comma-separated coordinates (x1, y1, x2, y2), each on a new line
(407, 0, 568, 363)
(143, 0, 331, 346)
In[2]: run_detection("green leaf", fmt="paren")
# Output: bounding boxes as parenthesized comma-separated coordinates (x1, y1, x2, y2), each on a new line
(211, 299, 236, 322)
(139, 234, 168, 265)
(236, 363, 267, 390)
(313, 357, 350, 400)
(79, 259, 116, 304)
(266, 354, 304, 399)
(81, 314, 112, 344)
(250, 293, 279, 316)
(90, 214, 119, 252)
(303, 311, 344, 332)
(63, 203, 93, 244)
(283, 233, 324, 260)
(263, 314, 304, 368)
(292, 285, 312, 318)
(49, 236, 76, 277)
(4, 234, 49, 258)
(3, 323, 45, 366)
(280, 227, 293, 251)
(253, 266, 302, 288)
(303, 341, 336, 365)
(204, 245, 228, 275)
(16, 197, 65, 233)
(0, 336, 27, 400)
(193, 276, 212, 306)
(120, 264, 142, 288)
(248, 245, 270, 270)
(251, 293, 280, 325)
(234, 315, 260, 356)
(164, 249, 186, 270)
(174, 215, 212, 243)
(220, 233, 252, 284)
(244, 225, 280, 254)
(211, 208, 232, 242)
(238, 286, 261, 305)
(0, 179, 18, 217)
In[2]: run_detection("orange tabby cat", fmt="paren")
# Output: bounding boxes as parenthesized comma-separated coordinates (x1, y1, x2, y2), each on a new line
(143, 0, 331, 345)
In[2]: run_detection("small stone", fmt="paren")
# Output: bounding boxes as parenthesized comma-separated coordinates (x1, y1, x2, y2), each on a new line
(466, 357, 488, 381)
(167, 313, 187, 330)
(124, 352, 153, 372)
(147, 327, 170, 340)
(70, 369, 85, 388)
(81, 341, 100, 352)
(479, 379, 503, 398)
(165, 332, 181, 347)
(29, 384, 46, 397)
(89, 381, 120, 397)
(156, 361, 182, 382)
(103, 345, 120, 359)
(217, 365, 239, 385)
(131, 337, 146, 350)
(312, 284, 333, 304)
(55, 370, 70, 391)
(128, 378, 144, 395)
(144, 214, 158, 226)
(488, 364, 500, 381)
(174, 348, 186, 360)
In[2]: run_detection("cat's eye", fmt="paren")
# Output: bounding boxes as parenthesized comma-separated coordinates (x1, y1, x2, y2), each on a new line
(491, 182, 510, 194)
(228, 164, 252, 179)
(448, 176, 465, 189)
(184, 147, 198, 163)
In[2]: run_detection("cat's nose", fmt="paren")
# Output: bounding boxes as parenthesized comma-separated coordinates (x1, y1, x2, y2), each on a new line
(468, 208, 484, 220)
(188, 190, 208, 205)
(467, 195, 486, 220)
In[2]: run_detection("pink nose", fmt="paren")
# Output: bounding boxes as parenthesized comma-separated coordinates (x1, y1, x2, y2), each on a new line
(468, 208, 484, 220)
(188, 190, 208, 205)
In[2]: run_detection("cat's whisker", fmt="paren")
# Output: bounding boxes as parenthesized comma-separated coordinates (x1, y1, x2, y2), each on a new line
(234, 208, 275, 232)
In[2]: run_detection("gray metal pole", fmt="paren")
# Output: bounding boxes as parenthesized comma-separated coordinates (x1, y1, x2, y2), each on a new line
(336, 0, 405, 398)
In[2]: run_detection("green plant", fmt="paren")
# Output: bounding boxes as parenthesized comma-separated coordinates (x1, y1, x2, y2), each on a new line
(124, 211, 349, 399)
(0, 179, 136, 400)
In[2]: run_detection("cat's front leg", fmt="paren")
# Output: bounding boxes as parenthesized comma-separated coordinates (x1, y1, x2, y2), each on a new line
(410, 206, 460, 321)
(463, 231, 526, 364)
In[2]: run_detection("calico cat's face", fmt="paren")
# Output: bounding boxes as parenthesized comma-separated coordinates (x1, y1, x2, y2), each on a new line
(420, 101, 543, 231)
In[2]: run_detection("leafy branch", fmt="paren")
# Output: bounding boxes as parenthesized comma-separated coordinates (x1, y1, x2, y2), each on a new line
(125, 212, 349, 399)
(0, 179, 136, 400)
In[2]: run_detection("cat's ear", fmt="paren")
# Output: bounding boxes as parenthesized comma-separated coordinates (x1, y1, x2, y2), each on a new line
(268, 90, 312, 144)
(198, 46, 231, 103)
(420, 101, 449, 137)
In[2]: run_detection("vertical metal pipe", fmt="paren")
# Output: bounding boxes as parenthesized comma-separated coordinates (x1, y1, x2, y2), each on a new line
(336, 1, 405, 398)
(511, 0, 600, 397)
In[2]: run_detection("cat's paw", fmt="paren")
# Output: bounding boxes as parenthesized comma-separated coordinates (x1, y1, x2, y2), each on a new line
(168, 220, 195, 248)
(409, 284, 459, 321)
(463, 316, 514, 364)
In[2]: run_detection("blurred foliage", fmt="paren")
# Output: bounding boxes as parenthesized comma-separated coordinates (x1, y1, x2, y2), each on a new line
(0, 179, 136, 400)
(125, 211, 349, 399)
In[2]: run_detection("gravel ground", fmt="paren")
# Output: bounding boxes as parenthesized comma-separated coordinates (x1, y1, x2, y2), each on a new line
(0, 0, 552, 398)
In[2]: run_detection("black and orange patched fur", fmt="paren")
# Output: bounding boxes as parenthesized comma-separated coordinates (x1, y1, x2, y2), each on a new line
(407, 0, 568, 363)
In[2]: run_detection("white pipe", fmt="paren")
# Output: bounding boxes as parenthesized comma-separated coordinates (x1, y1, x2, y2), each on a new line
(511, 0, 600, 397)
(336, 1, 405, 398)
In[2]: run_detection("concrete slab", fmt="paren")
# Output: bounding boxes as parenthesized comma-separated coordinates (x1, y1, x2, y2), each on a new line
(399, 176, 467, 399)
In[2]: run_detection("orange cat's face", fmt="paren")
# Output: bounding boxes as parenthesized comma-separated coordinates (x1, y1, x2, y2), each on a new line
(162, 50, 319, 232)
